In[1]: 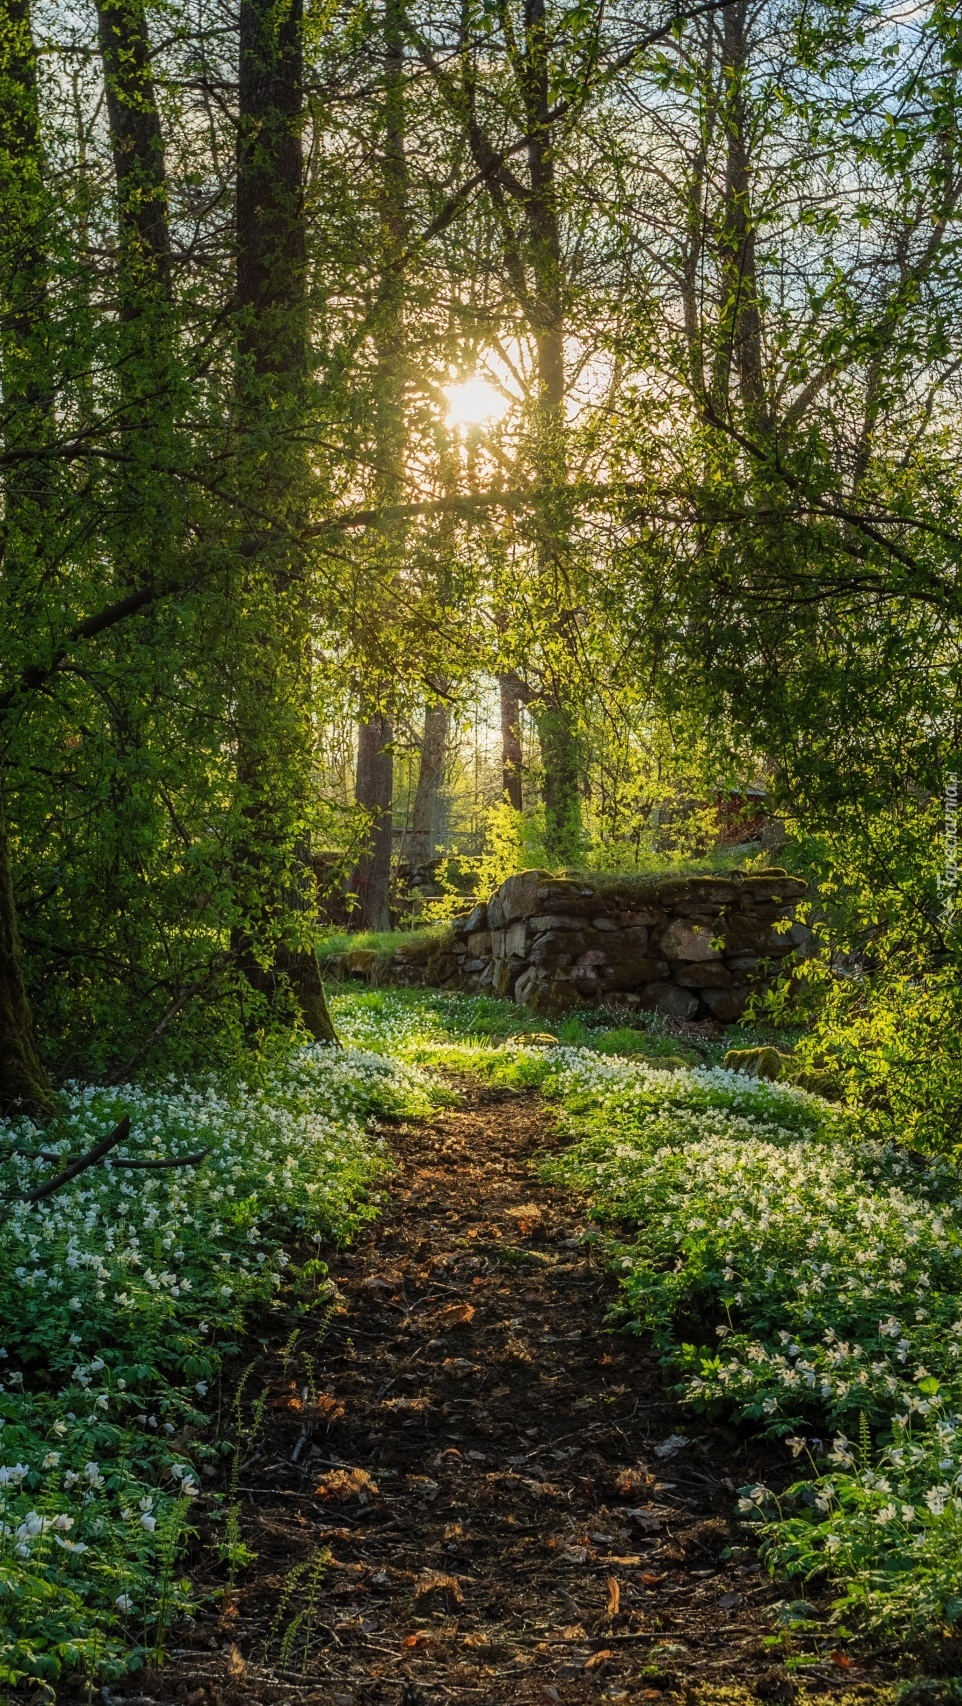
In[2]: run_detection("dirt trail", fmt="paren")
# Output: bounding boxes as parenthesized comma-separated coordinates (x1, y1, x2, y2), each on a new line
(106, 1085, 879, 1706)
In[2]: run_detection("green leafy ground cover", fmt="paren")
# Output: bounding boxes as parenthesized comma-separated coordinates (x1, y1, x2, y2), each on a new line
(334, 987, 962, 1655)
(0, 1043, 435, 1686)
(6, 984, 956, 1683)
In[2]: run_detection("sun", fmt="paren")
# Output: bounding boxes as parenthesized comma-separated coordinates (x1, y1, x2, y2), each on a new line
(444, 375, 510, 429)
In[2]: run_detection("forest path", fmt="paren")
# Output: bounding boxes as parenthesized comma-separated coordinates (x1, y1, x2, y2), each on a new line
(122, 1084, 842, 1706)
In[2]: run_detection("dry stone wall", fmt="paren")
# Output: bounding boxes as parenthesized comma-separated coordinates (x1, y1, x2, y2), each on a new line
(447, 867, 809, 1020)
(328, 866, 810, 1023)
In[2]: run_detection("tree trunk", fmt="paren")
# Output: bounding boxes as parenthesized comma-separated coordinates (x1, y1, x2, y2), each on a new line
(353, 712, 394, 931)
(410, 698, 449, 868)
(499, 671, 524, 811)
(523, 0, 582, 865)
(0, 808, 54, 1119)
(536, 699, 581, 867)
(349, 0, 409, 929)
(234, 0, 337, 1043)
(0, 0, 56, 1117)
(0, 0, 53, 517)
(95, 0, 172, 317)
(714, 0, 766, 424)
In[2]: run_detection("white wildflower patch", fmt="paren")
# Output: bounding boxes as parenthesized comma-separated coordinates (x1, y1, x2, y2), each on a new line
(0, 1034, 436, 1684)
(538, 1049, 962, 1431)
(526, 1028, 962, 1644)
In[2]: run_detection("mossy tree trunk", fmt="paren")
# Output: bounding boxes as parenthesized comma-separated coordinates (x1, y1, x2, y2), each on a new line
(0, 0, 56, 1118)
(233, 0, 337, 1043)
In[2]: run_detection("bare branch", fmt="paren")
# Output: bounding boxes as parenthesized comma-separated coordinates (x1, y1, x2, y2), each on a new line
(5, 1115, 131, 1205)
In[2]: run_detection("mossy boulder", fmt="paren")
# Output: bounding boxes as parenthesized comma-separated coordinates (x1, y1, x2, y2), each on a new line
(723, 1045, 791, 1081)
(724, 1045, 842, 1101)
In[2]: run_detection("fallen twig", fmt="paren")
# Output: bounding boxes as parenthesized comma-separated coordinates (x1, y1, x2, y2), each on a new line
(5, 1115, 132, 1204)
(7, 1145, 208, 1170)
(109, 1150, 209, 1169)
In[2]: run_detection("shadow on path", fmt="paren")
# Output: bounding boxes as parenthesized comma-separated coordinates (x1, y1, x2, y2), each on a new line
(103, 1084, 892, 1706)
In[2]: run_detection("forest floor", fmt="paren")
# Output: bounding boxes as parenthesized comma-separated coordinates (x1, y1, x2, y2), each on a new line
(97, 1082, 901, 1706)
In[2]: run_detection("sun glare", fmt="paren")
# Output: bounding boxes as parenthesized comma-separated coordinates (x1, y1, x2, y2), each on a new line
(444, 376, 509, 428)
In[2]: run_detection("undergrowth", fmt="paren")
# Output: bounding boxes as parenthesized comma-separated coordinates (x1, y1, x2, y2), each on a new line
(532, 1051, 962, 1651)
(0, 1042, 436, 1687)
(333, 986, 962, 1657)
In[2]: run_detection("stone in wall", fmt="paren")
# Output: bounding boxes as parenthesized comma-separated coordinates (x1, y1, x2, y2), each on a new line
(449, 868, 809, 1021)
(323, 866, 811, 1025)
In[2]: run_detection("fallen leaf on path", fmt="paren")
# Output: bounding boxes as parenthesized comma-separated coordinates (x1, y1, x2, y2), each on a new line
(438, 1302, 475, 1326)
(506, 1202, 542, 1233)
(402, 1630, 434, 1649)
(314, 1466, 378, 1502)
(606, 1577, 621, 1618)
(405, 1474, 439, 1501)
(307, 1393, 345, 1420)
(415, 1571, 464, 1606)
(268, 1380, 300, 1409)
(613, 1467, 654, 1497)
(585, 1649, 613, 1670)
(224, 1643, 246, 1678)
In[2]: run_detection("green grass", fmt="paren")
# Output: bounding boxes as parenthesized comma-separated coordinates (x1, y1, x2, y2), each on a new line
(557, 845, 783, 879)
(317, 923, 453, 962)
(328, 981, 799, 1070)
(329, 983, 705, 1064)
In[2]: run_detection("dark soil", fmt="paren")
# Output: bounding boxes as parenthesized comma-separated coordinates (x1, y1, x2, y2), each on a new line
(97, 1085, 898, 1706)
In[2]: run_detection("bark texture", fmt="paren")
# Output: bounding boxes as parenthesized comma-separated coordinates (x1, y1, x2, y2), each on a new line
(233, 0, 336, 1043)
(499, 672, 524, 812)
(410, 698, 450, 866)
(0, 810, 54, 1117)
(523, 0, 581, 863)
(0, 0, 56, 1116)
(95, 0, 172, 314)
(353, 713, 394, 932)
(715, 0, 766, 423)
(349, 0, 408, 932)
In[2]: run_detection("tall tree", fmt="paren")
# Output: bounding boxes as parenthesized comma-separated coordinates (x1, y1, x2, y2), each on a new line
(233, 0, 337, 1041)
(351, 0, 409, 928)
(499, 670, 525, 811)
(0, 0, 56, 1114)
(410, 693, 450, 868)
(415, 0, 587, 861)
(95, 0, 172, 318)
(352, 708, 394, 928)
